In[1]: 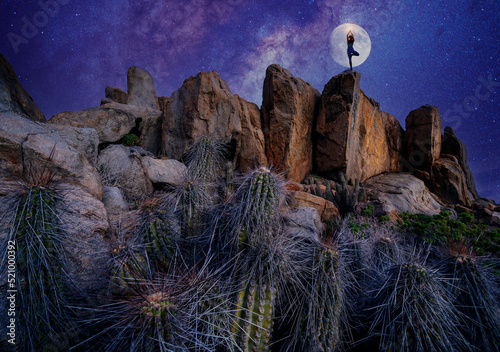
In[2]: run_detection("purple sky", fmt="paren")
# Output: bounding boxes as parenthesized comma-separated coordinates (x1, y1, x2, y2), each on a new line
(1, 0, 498, 202)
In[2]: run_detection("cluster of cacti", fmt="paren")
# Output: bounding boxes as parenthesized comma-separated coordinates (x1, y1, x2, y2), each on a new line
(5, 137, 500, 351)
(304, 174, 367, 215)
(333, 174, 367, 215)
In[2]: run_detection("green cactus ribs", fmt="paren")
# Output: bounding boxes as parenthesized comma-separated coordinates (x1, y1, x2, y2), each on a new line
(232, 278, 275, 352)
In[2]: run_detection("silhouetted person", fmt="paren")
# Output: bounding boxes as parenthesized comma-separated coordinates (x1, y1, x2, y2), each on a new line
(347, 29, 359, 70)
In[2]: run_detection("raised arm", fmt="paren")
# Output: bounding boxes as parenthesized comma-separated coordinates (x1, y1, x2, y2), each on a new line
(347, 29, 354, 42)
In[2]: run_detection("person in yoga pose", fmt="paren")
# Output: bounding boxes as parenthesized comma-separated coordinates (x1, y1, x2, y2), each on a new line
(347, 29, 360, 70)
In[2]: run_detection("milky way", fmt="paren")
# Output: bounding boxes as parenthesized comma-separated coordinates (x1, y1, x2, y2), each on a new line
(1, 0, 498, 201)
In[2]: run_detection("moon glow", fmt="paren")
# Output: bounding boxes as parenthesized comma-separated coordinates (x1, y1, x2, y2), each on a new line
(330, 23, 371, 68)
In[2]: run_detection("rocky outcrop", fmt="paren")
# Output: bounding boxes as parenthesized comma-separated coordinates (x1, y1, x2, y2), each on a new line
(431, 154, 473, 207)
(315, 72, 402, 182)
(105, 86, 128, 104)
(161, 71, 266, 169)
(404, 105, 442, 172)
(0, 112, 103, 199)
(49, 102, 163, 154)
(142, 157, 187, 186)
(290, 191, 340, 221)
(262, 64, 320, 182)
(441, 126, 478, 198)
(364, 173, 443, 216)
(127, 66, 160, 110)
(236, 96, 267, 172)
(0, 54, 45, 122)
(97, 144, 153, 201)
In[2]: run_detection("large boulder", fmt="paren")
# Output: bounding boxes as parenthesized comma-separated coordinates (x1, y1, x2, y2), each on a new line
(142, 157, 187, 186)
(404, 105, 442, 172)
(364, 173, 443, 216)
(161, 71, 241, 159)
(102, 186, 129, 214)
(431, 155, 473, 207)
(441, 126, 478, 198)
(290, 191, 340, 222)
(262, 64, 320, 182)
(97, 144, 153, 201)
(161, 71, 266, 169)
(315, 71, 402, 182)
(57, 185, 111, 294)
(236, 96, 267, 172)
(105, 86, 128, 104)
(0, 112, 103, 199)
(49, 102, 163, 154)
(44, 124, 99, 166)
(0, 54, 45, 122)
(285, 207, 324, 243)
(127, 66, 160, 110)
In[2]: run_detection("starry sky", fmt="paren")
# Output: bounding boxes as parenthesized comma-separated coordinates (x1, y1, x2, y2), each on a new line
(1, 0, 498, 202)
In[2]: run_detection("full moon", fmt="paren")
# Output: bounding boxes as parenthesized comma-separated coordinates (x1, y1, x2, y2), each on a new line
(330, 23, 371, 68)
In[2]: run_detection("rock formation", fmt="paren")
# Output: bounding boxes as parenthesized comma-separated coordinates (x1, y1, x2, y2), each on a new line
(105, 86, 128, 104)
(0, 112, 103, 198)
(126, 66, 160, 110)
(364, 173, 444, 217)
(49, 102, 163, 154)
(262, 64, 320, 182)
(315, 71, 402, 182)
(0, 54, 45, 122)
(160, 71, 266, 170)
(403, 104, 442, 173)
(441, 126, 479, 198)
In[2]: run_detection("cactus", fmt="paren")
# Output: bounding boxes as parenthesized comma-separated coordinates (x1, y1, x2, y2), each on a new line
(140, 196, 179, 266)
(369, 260, 468, 352)
(325, 181, 335, 203)
(333, 174, 366, 215)
(1, 180, 77, 350)
(443, 241, 500, 350)
(227, 167, 288, 351)
(291, 244, 344, 352)
(232, 277, 276, 352)
(89, 261, 233, 352)
(225, 161, 234, 195)
(185, 136, 226, 185)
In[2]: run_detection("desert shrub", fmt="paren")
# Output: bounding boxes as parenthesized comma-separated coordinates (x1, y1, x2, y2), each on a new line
(121, 133, 140, 146)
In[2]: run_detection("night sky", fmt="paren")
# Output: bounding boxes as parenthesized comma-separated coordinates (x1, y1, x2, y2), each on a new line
(1, 0, 498, 202)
